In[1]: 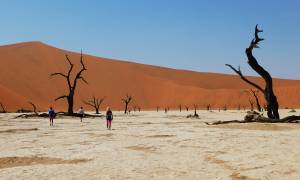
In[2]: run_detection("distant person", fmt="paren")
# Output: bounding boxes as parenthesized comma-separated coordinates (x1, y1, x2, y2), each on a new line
(106, 107, 113, 130)
(78, 107, 84, 122)
(48, 107, 56, 126)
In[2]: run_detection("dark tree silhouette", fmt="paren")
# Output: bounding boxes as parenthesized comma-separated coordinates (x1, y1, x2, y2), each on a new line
(28, 101, 38, 114)
(185, 105, 189, 111)
(83, 96, 105, 114)
(226, 25, 279, 119)
(122, 94, 132, 114)
(179, 104, 182, 112)
(0, 102, 6, 113)
(206, 104, 211, 111)
(51, 51, 87, 115)
(193, 104, 198, 116)
(249, 89, 262, 112)
(206, 25, 300, 125)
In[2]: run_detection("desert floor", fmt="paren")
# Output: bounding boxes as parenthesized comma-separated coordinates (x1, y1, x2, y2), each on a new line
(0, 110, 300, 180)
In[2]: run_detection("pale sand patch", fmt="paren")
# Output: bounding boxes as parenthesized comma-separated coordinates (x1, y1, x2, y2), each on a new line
(0, 156, 90, 169)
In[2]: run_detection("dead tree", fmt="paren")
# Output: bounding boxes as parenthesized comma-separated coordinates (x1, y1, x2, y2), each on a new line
(206, 104, 211, 111)
(248, 98, 254, 111)
(156, 106, 159, 112)
(0, 102, 6, 113)
(179, 104, 182, 112)
(50, 51, 87, 115)
(193, 104, 198, 116)
(249, 89, 262, 112)
(83, 96, 105, 114)
(206, 25, 300, 125)
(185, 106, 189, 111)
(226, 25, 279, 119)
(28, 102, 38, 114)
(122, 94, 132, 114)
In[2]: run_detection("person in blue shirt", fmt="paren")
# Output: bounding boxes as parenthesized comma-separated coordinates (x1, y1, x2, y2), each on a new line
(48, 107, 56, 126)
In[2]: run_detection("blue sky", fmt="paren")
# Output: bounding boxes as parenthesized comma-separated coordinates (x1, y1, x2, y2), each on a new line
(1, 0, 300, 79)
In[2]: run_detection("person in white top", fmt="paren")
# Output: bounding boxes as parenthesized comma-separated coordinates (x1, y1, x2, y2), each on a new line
(78, 107, 84, 122)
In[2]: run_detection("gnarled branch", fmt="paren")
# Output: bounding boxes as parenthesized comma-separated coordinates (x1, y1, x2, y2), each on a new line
(225, 64, 264, 93)
(55, 95, 68, 101)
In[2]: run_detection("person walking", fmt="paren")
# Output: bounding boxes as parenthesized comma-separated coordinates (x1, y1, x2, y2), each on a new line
(48, 107, 56, 126)
(106, 107, 113, 130)
(78, 106, 84, 122)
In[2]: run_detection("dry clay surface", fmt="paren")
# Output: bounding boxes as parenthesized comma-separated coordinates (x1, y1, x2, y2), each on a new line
(0, 110, 300, 179)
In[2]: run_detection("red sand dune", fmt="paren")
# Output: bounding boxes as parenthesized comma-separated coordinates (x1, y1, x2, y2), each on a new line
(0, 41, 300, 112)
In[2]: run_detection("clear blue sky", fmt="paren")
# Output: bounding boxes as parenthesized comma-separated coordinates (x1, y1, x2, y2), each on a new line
(1, 0, 300, 79)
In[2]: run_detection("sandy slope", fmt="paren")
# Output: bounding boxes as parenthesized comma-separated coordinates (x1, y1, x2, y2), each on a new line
(1, 42, 300, 112)
(0, 110, 300, 179)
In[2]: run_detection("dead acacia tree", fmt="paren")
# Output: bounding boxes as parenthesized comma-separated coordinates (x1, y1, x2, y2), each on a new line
(185, 105, 189, 111)
(193, 104, 198, 116)
(226, 25, 279, 119)
(206, 25, 300, 125)
(28, 102, 38, 114)
(248, 97, 254, 111)
(249, 89, 262, 112)
(51, 51, 87, 115)
(206, 104, 211, 111)
(179, 104, 182, 112)
(122, 94, 132, 114)
(0, 102, 6, 113)
(83, 96, 105, 114)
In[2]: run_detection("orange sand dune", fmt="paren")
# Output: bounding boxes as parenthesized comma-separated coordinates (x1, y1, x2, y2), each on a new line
(0, 41, 300, 112)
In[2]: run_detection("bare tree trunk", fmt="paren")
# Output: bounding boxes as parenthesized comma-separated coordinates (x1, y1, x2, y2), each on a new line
(193, 104, 198, 116)
(68, 93, 74, 115)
